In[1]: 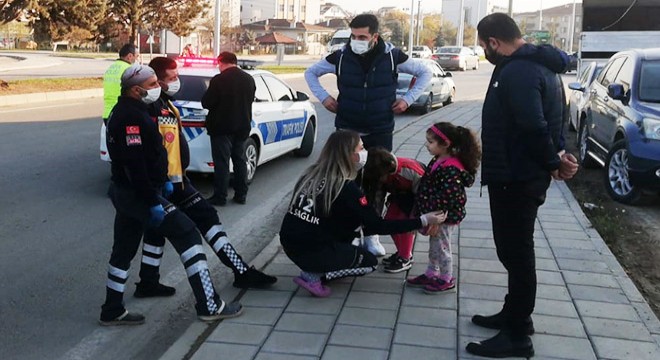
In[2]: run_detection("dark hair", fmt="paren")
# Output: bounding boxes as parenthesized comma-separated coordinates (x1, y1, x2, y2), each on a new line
(427, 122, 481, 175)
(359, 147, 396, 211)
(217, 51, 237, 64)
(149, 56, 177, 80)
(477, 13, 522, 43)
(119, 44, 136, 58)
(349, 14, 379, 34)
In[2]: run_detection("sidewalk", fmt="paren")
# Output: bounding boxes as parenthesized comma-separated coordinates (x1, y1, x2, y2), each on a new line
(160, 101, 660, 360)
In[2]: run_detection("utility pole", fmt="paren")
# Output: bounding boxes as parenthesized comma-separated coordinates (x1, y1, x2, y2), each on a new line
(457, 0, 465, 46)
(475, 0, 482, 47)
(508, 0, 513, 16)
(568, 0, 577, 52)
(416, 0, 422, 45)
(408, 0, 414, 56)
(539, 0, 543, 30)
(214, 0, 222, 57)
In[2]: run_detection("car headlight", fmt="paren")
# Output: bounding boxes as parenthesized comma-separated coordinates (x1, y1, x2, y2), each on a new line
(642, 118, 660, 140)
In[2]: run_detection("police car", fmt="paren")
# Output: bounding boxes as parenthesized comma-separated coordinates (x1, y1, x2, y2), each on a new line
(100, 60, 317, 183)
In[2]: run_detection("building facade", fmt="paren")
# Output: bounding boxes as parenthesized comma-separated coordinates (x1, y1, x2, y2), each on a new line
(441, 0, 501, 29)
(242, 0, 277, 25)
(512, 3, 582, 52)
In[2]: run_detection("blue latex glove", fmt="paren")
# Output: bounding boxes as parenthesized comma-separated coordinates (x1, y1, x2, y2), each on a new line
(162, 181, 174, 198)
(148, 204, 166, 228)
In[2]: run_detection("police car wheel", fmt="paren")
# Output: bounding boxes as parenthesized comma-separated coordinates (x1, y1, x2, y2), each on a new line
(293, 120, 315, 157)
(245, 138, 258, 184)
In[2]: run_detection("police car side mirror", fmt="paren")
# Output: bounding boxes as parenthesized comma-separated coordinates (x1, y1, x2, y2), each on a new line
(295, 91, 309, 101)
(444, 72, 453, 78)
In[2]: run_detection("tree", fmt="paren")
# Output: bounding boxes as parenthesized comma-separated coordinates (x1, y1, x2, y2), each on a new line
(440, 20, 457, 46)
(0, 0, 36, 24)
(463, 25, 476, 47)
(420, 14, 441, 48)
(30, 0, 106, 42)
(107, 0, 208, 44)
(380, 10, 411, 48)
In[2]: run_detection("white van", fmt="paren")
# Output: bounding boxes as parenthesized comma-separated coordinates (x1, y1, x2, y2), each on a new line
(327, 29, 351, 53)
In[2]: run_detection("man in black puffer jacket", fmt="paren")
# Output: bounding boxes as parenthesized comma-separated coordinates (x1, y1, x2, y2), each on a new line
(465, 13, 578, 358)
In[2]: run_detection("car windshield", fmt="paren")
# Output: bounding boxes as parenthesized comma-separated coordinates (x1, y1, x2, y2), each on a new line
(397, 74, 413, 90)
(330, 37, 349, 45)
(639, 60, 660, 102)
(176, 75, 210, 102)
(439, 47, 460, 54)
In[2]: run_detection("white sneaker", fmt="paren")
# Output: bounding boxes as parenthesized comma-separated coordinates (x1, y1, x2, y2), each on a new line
(363, 235, 386, 257)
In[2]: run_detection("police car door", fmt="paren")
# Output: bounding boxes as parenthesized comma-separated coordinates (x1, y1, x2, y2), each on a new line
(251, 75, 284, 163)
(261, 75, 306, 158)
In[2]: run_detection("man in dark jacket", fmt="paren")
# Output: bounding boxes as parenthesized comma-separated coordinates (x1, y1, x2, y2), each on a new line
(305, 13, 432, 152)
(202, 51, 256, 206)
(102, 64, 242, 325)
(465, 13, 578, 358)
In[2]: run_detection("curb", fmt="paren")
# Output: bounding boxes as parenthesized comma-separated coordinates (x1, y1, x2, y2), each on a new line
(0, 88, 102, 107)
(158, 235, 283, 360)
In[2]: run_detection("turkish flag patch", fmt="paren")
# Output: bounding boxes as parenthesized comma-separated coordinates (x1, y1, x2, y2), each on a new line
(359, 196, 368, 206)
(126, 126, 140, 134)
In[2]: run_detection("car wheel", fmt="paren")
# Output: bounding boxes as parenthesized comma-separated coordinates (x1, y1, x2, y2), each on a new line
(245, 137, 258, 184)
(460, 62, 466, 71)
(604, 139, 642, 204)
(420, 94, 433, 114)
(293, 120, 315, 157)
(443, 88, 455, 106)
(578, 120, 599, 168)
(474, 61, 479, 70)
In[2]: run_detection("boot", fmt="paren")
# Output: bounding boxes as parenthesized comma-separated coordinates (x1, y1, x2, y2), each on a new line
(466, 329, 534, 358)
(472, 311, 535, 335)
(134, 281, 176, 298)
(233, 266, 278, 289)
(363, 235, 386, 257)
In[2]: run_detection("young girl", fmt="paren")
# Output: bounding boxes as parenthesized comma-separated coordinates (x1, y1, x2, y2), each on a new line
(407, 122, 481, 294)
(361, 147, 426, 273)
(279, 130, 447, 297)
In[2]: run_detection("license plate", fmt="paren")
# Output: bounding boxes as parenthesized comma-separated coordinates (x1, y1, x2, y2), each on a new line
(440, 56, 450, 60)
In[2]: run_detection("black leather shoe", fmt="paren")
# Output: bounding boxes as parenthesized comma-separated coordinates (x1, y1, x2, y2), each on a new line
(472, 312, 535, 335)
(233, 266, 277, 288)
(134, 282, 176, 298)
(466, 330, 534, 358)
(207, 196, 227, 206)
(99, 310, 145, 326)
(232, 196, 246, 205)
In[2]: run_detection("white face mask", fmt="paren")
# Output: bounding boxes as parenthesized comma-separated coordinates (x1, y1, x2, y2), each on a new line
(356, 149, 368, 169)
(140, 87, 161, 104)
(164, 79, 180, 96)
(350, 39, 371, 55)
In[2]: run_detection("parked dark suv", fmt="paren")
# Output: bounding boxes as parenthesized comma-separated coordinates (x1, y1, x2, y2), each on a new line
(569, 48, 660, 204)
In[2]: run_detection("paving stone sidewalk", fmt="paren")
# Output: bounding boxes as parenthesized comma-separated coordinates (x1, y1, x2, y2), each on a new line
(169, 101, 660, 360)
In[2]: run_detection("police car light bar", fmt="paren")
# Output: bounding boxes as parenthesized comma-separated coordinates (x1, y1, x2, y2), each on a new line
(177, 56, 264, 70)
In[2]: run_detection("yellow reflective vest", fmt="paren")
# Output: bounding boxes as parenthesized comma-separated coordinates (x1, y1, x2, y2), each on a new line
(103, 59, 132, 120)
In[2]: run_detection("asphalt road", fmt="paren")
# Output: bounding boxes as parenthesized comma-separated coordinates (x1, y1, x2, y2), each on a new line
(0, 67, 492, 359)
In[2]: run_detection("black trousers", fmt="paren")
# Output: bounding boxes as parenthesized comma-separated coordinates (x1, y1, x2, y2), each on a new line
(210, 134, 248, 200)
(101, 183, 221, 320)
(283, 241, 378, 280)
(361, 132, 393, 152)
(487, 176, 550, 335)
(140, 177, 248, 283)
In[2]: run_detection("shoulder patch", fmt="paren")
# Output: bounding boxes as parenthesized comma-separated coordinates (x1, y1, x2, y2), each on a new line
(126, 126, 140, 135)
(126, 134, 142, 146)
(359, 196, 368, 206)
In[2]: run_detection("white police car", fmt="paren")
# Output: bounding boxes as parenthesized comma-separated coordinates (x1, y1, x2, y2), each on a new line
(100, 65, 317, 183)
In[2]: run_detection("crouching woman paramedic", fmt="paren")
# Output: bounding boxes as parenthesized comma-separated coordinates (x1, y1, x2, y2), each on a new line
(279, 130, 447, 297)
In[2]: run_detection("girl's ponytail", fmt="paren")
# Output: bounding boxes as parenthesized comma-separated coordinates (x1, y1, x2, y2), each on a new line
(454, 126, 482, 176)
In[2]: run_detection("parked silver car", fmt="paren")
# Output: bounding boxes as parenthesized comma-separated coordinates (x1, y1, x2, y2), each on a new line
(432, 46, 479, 71)
(568, 61, 605, 132)
(396, 60, 456, 114)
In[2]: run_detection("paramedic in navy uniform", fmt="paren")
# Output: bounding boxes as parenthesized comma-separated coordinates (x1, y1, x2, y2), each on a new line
(101, 64, 242, 325)
(202, 51, 256, 206)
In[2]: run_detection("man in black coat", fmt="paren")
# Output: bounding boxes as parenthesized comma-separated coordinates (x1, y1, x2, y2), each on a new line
(465, 13, 578, 358)
(202, 51, 256, 206)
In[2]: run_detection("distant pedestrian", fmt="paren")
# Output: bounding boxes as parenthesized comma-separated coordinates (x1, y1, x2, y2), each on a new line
(406, 122, 480, 294)
(359, 148, 426, 273)
(465, 13, 578, 358)
(202, 51, 256, 206)
(102, 44, 138, 124)
(279, 130, 447, 297)
(101, 64, 242, 325)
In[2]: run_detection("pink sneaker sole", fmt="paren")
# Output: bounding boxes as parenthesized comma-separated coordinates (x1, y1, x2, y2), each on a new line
(293, 276, 332, 297)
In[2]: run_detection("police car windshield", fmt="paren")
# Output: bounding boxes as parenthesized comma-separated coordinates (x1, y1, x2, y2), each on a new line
(176, 75, 210, 102)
